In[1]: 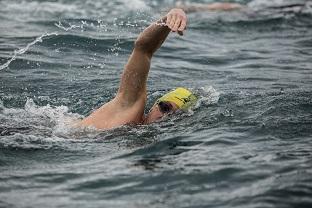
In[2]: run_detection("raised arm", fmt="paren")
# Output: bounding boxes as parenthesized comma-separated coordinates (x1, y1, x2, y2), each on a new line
(176, 2, 244, 13)
(116, 8, 187, 105)
(80, 9, 187, 129)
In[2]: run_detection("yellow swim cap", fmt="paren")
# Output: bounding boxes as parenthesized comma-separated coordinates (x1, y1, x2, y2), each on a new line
(156, 87, 197, 111)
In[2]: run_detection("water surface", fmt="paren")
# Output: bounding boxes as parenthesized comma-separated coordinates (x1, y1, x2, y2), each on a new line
(1, 0, 312, 207)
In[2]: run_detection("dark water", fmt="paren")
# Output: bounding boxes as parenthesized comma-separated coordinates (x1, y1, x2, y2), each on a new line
(1, 0, 312, 207)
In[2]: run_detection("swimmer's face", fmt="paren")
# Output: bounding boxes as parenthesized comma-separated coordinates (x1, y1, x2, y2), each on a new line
(144, 101, 179, 124)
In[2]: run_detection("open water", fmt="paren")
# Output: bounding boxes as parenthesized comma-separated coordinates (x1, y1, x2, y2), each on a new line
(0, 0, 312, 207)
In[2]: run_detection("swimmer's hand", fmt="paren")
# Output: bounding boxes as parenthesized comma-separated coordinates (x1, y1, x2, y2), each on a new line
(166, 8, 187, 36)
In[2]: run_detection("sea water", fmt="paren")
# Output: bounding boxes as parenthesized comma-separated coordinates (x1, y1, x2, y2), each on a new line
(0, 0, 312, 207)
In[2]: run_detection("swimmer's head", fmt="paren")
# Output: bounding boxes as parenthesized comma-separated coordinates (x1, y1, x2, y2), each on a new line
(144, 87, 197, 124)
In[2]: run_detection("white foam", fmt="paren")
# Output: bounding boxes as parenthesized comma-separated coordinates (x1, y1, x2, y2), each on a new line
(54, 21, 84, 32)
(1, 98, 83, 137)
(195, 86, 220, 108)
(25, 99, 85, 135)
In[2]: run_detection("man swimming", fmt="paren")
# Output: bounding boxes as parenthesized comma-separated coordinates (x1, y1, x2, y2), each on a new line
(175, 0, 311, 14)
(175, 1, 244, 13)
(80, 8, 197, 130)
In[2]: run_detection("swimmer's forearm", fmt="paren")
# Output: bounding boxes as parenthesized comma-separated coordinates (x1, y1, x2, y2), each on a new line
(134, 16, 171, 56)
(176, 2, 244, 13)
(135, 8, 187, 56)
(117, 18, 171, 102)
(116, 9, 187, 104)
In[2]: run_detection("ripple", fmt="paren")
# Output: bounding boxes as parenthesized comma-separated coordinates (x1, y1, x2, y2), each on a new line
(1, 0, 312, 207)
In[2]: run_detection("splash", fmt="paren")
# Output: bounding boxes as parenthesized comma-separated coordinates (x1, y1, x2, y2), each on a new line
(194, 86, 220, 109)
(175, 86, 219, 116)
(0, 32, 58, 71)
(54, 21, 84, 31)
(0, 98, 84, 149)
(1, 98, 83, 136)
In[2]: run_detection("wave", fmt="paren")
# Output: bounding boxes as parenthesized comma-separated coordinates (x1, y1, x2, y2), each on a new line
(0, 0, 150, 22)
(0, 86, 220, 149)
(0, 98, 81, 138)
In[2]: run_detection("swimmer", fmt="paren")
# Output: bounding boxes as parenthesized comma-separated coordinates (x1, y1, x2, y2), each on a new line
(175, 0, 311, 14)
(175, 1, 245, 13)
(80, 8, 197, 130)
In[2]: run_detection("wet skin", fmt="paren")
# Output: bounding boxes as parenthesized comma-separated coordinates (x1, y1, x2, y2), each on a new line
(80, 8, 187, 130)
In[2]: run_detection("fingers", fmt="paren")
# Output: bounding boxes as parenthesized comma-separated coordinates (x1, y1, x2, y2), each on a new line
(166, 14, 172, 27)
(172, 18, 181, 32)
(178, 18, 186, 32)
(165, 9, 187, 35)
(166, 14, 177, 30)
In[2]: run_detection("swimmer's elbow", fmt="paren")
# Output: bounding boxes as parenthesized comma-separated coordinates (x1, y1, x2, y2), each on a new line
(134, 35, 155, 56)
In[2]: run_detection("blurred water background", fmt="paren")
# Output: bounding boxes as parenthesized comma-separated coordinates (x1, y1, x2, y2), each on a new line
(1, 0, 312, 207)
